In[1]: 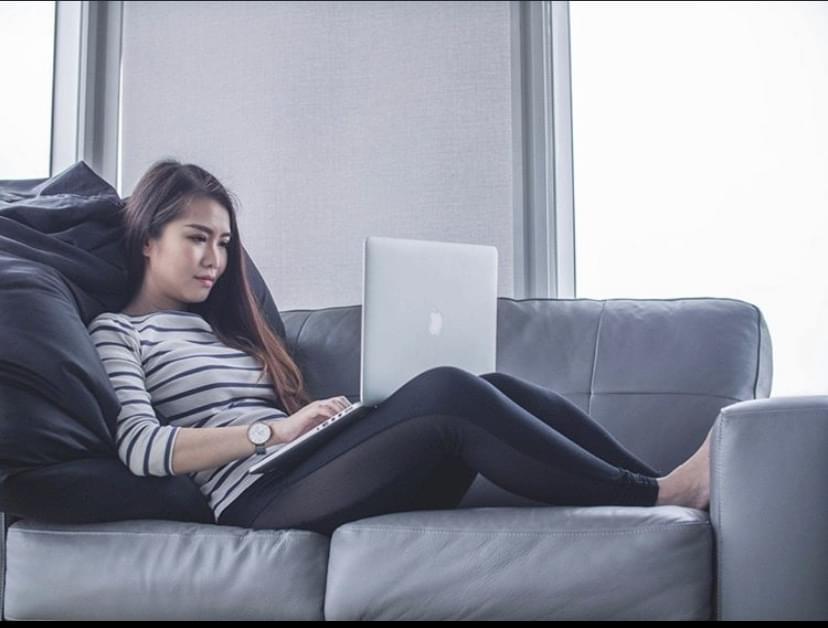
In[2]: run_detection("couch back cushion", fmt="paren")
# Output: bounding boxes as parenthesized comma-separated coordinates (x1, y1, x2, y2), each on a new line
(281, 297, 772, 475)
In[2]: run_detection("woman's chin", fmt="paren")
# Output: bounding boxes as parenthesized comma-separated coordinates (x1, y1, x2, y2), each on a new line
(185, 292, 209, 305)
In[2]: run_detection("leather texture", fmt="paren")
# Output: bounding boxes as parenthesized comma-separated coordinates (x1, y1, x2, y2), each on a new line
(0, 296, 797, 620)
(4, 519, 328, 620)
(712, 396, 828, 620)
(325, 505, 711, 620)
(285, 297, 772, 483)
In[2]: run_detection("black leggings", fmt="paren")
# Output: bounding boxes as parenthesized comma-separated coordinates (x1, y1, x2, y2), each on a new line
(218, 366, 662, 536)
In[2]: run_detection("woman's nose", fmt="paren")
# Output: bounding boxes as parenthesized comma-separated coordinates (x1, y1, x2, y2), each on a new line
(203, 243, 222, 265)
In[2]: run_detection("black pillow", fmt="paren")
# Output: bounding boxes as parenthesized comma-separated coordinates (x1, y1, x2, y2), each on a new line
(0, 383, 213, 524)
(0, 161, 286, 524)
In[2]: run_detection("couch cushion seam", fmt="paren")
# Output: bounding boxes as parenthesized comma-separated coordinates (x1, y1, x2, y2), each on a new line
(7, 528, 320, 539)
(333, 522, 709, 536)
(588, 302, 606, 415)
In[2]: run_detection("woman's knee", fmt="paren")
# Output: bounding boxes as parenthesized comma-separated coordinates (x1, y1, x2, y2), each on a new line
(479, 371, 508, 386)
(422, 367, 520, 395)
(408, 365, 485, 399)
(416, 365, 475, 385)
(479, 371, 563, 402)
(479, 370, 524, 393)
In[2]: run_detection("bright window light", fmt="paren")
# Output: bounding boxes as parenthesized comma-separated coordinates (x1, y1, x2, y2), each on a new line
(570, 1, 828, 396)
(0, 1, 56, 179)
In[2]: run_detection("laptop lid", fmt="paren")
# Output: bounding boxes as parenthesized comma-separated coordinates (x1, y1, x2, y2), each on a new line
(248, 236, 498, 476)
(360, 236, 498, 407)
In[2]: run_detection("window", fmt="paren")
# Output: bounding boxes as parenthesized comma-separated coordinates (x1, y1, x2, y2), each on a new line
(0, 1, 56, 179)
(569, 1, 828, 396)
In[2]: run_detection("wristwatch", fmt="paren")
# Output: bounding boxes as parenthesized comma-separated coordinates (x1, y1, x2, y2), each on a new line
(247, 421, 273, 455)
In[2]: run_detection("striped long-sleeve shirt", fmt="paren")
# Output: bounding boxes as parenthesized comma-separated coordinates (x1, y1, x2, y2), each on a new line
(88, 309, 289, 522)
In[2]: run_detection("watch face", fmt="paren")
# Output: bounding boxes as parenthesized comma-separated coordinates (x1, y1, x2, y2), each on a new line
(249, 422, 271, 445)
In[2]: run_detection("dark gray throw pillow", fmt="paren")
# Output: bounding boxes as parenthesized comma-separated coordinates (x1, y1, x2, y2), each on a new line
(0, 161, 286, 524)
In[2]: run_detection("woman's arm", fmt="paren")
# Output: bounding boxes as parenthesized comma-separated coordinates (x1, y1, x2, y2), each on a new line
(90, 315, 180, 476)
(170, 420, 287, 475)
(90, 314, 290, 477)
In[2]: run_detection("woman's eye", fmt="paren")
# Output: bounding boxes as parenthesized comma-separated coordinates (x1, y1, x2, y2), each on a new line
(190, 236, 229, 248)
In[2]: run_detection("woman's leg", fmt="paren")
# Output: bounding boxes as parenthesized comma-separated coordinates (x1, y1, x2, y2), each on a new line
(478, 372, 662, 477)
(219, 366, 660, 535)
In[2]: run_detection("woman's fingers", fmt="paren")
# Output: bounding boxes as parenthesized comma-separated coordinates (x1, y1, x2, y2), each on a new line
(318, 396, 350, 416)
(324, 397, 349, 413)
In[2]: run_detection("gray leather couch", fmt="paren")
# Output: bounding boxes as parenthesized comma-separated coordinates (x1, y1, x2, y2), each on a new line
(2, 296, 822, 620)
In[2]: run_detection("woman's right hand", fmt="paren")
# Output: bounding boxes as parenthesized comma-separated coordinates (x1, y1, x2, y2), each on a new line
(271, 396, 351, 444)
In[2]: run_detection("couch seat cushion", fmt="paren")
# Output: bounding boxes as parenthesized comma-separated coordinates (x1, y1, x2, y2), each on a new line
(325, 505, 712, 620)
(4, 519, 329, 620)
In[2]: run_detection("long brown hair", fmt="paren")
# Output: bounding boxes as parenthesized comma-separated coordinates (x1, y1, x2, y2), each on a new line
(121, 158, 312, 415)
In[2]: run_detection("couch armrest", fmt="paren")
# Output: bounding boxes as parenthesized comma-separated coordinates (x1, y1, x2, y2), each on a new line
(713, 395, 828, 620)
(1, 511, 19, 620)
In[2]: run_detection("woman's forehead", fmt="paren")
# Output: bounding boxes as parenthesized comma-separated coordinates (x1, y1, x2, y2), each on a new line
(177, 198, 232, 234)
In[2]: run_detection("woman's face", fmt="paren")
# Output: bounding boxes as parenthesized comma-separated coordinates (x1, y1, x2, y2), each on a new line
(139, 196, 233, 311)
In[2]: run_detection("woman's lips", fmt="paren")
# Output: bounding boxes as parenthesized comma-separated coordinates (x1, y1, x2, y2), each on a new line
(196, 277, 214, 287)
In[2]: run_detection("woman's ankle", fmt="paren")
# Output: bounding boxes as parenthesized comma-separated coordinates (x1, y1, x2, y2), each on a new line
(655, 460, 709, 510)
(655, 473, 681, 506)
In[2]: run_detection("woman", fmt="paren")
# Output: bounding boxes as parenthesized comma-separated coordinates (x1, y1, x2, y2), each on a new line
(89, 159, 712, 536)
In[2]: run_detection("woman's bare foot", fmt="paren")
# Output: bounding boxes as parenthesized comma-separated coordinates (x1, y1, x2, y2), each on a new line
(655, 427, 712, 510)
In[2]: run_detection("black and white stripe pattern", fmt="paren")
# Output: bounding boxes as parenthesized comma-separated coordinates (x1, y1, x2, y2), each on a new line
(88, 310, 289, 522)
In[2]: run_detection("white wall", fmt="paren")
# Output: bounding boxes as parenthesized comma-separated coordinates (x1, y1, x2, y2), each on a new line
(120, 0, 515, 311)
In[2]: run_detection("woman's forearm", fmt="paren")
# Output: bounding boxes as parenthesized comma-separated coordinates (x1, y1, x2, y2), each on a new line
(170, 421, 287, 475)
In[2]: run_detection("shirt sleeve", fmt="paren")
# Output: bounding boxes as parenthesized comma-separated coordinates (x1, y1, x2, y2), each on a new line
(88, 315, 181, 477)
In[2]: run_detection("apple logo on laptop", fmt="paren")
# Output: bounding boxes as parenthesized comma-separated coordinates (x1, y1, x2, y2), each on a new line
(429, 308, 443, 336)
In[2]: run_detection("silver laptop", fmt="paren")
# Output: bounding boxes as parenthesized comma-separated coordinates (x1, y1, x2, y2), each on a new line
(248, 235, 498, 475)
